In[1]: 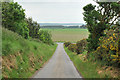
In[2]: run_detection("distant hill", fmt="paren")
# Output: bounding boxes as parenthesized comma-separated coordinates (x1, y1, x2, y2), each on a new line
(39, 23, 84, 26)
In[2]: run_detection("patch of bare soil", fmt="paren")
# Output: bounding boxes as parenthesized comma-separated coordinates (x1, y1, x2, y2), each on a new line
(97, 66, 120, 78)
(78, 54, 88, 62)
(2, 52, 23, 77)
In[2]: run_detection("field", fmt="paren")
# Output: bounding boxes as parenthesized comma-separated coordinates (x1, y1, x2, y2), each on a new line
(41, 28, 89, 42)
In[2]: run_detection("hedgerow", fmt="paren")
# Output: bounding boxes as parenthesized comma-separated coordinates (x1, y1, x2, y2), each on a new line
(68, 44, 76, 52)
(64, 42, 71, 47)
(76, 39, 87, 54)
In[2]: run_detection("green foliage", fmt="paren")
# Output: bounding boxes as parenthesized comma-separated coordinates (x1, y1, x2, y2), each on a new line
(64, 39, 87, 54)
(83, 2, 120, 52)
(68, 44, 76, 52)
(14, 20, 29, 39)
(26, 17, 40, 38)
(2, 28, 57, 78)
(2, 2, 25, 28)
(76, 39, 87, 54)
(95, 29, 119, 67)
(26, 18, 53, 44)
(64, 47, 101, 78)
(83, 4, 105, 51)
(82, 2, 120, 69)
(2, 2, 53, 44)
(38, 30, 53, 44)
(2, 2, 29, 39)
(64, 42, 71, 47)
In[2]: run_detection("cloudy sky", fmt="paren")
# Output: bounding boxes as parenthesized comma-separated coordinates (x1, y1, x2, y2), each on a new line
(14, 0, 98, 24)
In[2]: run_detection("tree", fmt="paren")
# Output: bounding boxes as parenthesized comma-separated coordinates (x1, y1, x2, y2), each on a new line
(83, 2, 120, 51)
(2, 2, 25, 30)
(2, 2, 29, 39)
(26, 17, 40, 38)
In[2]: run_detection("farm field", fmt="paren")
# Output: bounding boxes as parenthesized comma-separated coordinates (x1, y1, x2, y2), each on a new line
(41, 28, 89, 42)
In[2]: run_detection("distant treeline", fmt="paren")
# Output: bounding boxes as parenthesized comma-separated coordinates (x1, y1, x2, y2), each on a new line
(41, 25, 87, 29)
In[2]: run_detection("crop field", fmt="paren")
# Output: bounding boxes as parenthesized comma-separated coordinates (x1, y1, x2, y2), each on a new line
(41, 28, 89, 42)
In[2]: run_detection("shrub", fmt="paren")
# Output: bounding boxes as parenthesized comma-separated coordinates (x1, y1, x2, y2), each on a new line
(38, 30, 53, 45)
(94, 29, 120, 67)
(64, 42, 71, 47)
(68, 44, 77, 52)
(14, 20, 29, 39)
(26, 17, 40, 38)
(76, 39, 87, 54)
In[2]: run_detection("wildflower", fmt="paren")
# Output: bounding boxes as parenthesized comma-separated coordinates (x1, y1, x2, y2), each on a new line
(112, 59, 117, 61)
(110, 45, 113, 50)
(97, 46, 100, 50)
(111, 55, 118, 58)
(113, 33, 115, 36)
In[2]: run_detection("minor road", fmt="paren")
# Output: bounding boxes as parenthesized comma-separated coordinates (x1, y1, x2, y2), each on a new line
(33, 43, 82, 78)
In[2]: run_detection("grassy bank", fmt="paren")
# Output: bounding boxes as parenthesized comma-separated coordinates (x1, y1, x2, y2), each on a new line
(64, 46, 120, 78)
(42, 28, 89, 42)
(64, 47, 109, 78)
(2, 28, 57, 78)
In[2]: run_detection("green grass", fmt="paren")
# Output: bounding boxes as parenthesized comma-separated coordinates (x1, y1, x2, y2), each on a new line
(64, 47, 120, 78)
(64, 46, 101, 78)
(41, 28, 89, 42)
(2, 28, 57, 78)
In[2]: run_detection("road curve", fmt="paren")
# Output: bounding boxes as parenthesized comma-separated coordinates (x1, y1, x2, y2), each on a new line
(33, 43, 82, 78)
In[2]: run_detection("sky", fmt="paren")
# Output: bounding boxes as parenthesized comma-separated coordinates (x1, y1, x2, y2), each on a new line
(14, 0, 98, 24)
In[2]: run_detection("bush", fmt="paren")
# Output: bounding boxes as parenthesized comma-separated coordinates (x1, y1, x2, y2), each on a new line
(94, 29, 120, 67)
(76, 39, 87, 54)
(68, 44, 77, 52)
(64, 42, 71, 47)
(39, 30, 53, 45)
(14, 20, 29, 39)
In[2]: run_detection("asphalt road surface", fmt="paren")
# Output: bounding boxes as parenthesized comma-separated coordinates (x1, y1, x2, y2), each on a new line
(33, 43, 82, 78)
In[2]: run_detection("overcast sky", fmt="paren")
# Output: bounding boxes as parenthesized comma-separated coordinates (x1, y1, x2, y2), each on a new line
(14, 0, 97, 24)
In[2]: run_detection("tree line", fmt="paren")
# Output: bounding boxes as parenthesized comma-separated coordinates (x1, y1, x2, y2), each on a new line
(2, 2, 53, 44)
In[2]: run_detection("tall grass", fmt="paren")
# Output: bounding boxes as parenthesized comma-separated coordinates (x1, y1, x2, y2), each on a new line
(64, 47, 101, 78)
(2, 28, 57, 78)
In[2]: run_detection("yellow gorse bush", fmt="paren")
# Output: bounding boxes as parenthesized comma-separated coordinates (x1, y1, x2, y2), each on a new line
(96, 29, 119, 63)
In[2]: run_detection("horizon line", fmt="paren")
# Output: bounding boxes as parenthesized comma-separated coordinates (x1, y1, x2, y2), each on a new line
(38, 22, 85, 24)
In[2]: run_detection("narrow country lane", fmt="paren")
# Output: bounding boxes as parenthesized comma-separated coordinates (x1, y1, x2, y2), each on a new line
(33, 43, 82, 78)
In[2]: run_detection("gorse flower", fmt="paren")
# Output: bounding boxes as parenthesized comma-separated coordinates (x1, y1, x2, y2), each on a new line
(97, 29, 119, 63)
(113, 33, 115, 37)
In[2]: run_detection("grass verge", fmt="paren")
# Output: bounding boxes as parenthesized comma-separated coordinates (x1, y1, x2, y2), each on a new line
(64, 46, 120, 79)
(64, 46, 102, 78)
(2, 28, 57, 78)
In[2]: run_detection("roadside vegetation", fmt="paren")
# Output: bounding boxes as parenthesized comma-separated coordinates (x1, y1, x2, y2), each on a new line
(2, 2, 53, 44)
(64, 1, 120, 78)
(64, 41, 120, 78)
(2, 1, 57, 78)
(64, 47, 101, 78)
(2, 28, 57, 78)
